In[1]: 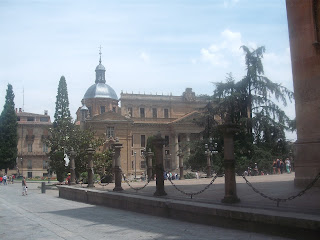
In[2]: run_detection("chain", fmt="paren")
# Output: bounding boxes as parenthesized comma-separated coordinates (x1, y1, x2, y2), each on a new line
(168, 173, 219, 199)
(121, 172, 151, 191)
(96, 174, 113, 186)
(242, 172, 320, 207)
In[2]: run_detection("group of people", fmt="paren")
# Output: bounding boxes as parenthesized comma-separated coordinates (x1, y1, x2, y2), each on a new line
(272, 158, 291, 174)
(0, 174, 15, 185)
(163, 171, 179, 180)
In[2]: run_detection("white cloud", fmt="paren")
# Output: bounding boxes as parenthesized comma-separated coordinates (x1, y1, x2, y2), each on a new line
(140, 52, 150, 62)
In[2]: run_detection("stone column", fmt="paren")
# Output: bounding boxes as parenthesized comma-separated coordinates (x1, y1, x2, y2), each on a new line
(153, 133, 167, 196)
(69, 148, 76, 185)
(221, 124, 240, 203)
(86, 145, 95, 188)
(186, 134, 191, 157)
(174, 134, 179, 169)
(178, 151, 184, 180)
(286, 0, 320, 186)
(147, 149, 154, 181)
(112, 142, 123, 192)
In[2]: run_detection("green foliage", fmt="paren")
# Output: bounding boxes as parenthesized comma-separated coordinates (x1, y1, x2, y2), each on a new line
(0, 84, 18, 171)
(93, 150, 113, 177)
(184, 172, 196, 179)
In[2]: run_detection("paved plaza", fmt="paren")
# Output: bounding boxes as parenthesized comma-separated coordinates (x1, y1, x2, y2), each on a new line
(0, 173, 319, 239)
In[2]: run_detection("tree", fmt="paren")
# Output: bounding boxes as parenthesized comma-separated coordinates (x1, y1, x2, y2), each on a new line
(0, 84, 18, 171)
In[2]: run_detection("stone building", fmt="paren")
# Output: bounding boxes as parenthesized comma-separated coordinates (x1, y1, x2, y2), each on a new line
(15, 109, 52, 178)
(77, 54, 207, 176)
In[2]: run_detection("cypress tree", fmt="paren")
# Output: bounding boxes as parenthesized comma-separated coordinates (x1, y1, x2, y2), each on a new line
(0, 84, 18, 171)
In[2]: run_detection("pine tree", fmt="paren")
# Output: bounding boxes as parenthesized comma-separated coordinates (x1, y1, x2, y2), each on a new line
(0, 84, 18, 171)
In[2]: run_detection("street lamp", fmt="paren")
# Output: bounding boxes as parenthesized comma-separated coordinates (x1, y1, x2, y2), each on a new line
(204, 138, 218, 177)
(134, 151, 137, 179)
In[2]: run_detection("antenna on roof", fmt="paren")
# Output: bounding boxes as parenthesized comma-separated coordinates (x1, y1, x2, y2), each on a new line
(99, 45, 102, 64)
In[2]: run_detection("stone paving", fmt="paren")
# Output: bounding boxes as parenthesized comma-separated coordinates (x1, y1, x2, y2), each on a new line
(0, 181, 292, 240)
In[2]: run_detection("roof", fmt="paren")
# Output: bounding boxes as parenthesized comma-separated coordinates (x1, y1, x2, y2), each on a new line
(83, 83, 118, 100)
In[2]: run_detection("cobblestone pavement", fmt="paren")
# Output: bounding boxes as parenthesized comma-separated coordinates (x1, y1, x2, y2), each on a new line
(0, 181, 291, 240)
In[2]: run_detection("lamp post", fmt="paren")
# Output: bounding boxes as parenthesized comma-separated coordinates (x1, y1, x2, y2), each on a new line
(134, 151, 137, 179)
(204, 138, 218, 178)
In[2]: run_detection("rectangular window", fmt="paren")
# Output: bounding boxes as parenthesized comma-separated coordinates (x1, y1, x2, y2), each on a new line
(165, 150, 170, 155)
(43, 143, 48, 153)
(164, 108, 169, 118)
(132, 161, 134, 169)
(27, 172, 32, 178)
(140, 108, 145, 118)
(100, 106, 105, 114)
(140, 149, 145, 156)
(131, 135, 134, 147)
(112, 107, 116, 112)
(128, 107, 132, 117)
(131, 150, 134, 156)
(27, 160, 32, 169)
(43, 160, 48, 169)
(28, 144, 32, 152)
(106, 127, 115, 138)
(141, 135, 146, 148)
(165, 135, 169, 147)
(152, 108, 157, 118)
(88, 107, 92, 117)
(27, 117, 35, 122)
(40, 117, 49, 122)
(17, 117, 20, 121)
(141, 161, 146, 169)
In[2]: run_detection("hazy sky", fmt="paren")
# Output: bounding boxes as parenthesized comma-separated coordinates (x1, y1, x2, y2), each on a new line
(0, 0, 296, 140)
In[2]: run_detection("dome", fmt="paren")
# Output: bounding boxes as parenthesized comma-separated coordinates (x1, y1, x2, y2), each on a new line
(95, 63, 105, 71)
(83, 83, 118, 100)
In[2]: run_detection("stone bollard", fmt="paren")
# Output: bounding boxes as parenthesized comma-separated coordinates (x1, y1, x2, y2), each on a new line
(41, 182, 46, 194)
(86, 145, 95, 188)
(112, 141, 123, 192)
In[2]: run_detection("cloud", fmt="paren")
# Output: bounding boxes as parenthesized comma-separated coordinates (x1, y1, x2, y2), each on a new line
(223, 0, 240, 8)
(140, 51, 150, 62)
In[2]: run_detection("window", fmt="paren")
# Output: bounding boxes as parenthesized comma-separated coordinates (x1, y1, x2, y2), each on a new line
(112, 107, 116, 112)
(164, 108, 169, 118)
(27, 172, 32, 178)
(141, 161, 146, 169)
(128, 107, 133, 117)
(165, 150, 170, 155)
(88, 107, 92, 117)
(165, 135, 169, 147)
(131, 150, 134, 156)
(132, 161, 134, 169)
(106, 127, 115, 138)
(43, 143, 48, 153)
(152, 108, 157, 118)
(27, 117, 35, 122)
(140, 149, 145, 156)
(17, 117, 20, 121)
(40, 117, 49, 122)
(27, 160, 32, 169)
(140, 108, 145, 118)
(141, 135, 146, 148)
(131, 135, 134, 147)
(28, 144, 32, 152)
(43, 160, 48, 169)
(100, 106, 105, 114)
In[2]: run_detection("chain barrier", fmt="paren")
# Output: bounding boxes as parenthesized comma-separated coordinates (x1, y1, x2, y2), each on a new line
(96, 173, 114, 186)
(121, 171, 151, 191)
(168, 173, 219, 199)
(242, 172, 320, 207)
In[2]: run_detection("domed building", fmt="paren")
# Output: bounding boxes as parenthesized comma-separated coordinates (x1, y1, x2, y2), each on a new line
(78, 52, 119, 118)
(78, 51, 209, 176)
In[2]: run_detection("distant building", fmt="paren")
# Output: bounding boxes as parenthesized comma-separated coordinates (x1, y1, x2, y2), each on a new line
(77, 52, 207, 175)
(15, 109, 52, 178)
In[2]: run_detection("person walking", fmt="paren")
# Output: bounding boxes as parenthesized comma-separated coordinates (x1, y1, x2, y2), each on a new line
(3, 174, 7, 185)
(276, 159, 281, 174)
(285, 158, 291, 173)
(22, 177, 27, 196)
(272, 160, 277, 174)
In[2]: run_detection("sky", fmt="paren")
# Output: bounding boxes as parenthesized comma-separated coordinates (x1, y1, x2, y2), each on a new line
(0, 0, 296, 140)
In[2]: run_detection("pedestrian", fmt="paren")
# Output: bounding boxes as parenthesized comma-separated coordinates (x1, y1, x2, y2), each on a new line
(276, 159, 281, 174)
(66, 173, 71, 185)
(22, 177, 27, 196)
(272, 160, 277, 174)
(0, 176, 3, 184)
(280, 160, 284, 174)
(196, 171, 200, 179)
(3, 174, 7, 185)
(285, 158, 291, 173)
(11, 175, 14, 184)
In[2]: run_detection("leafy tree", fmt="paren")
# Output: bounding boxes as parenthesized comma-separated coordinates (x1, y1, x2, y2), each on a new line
(0, 84, 18, 172)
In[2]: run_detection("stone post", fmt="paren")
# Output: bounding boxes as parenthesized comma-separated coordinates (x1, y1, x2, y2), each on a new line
(153, 133, 167, 196)
(221, 124, 240, 203)
(112, 141, 123, 192)
(147, 149, 154, 181)
(178, 151, 184, 180)
(174, 134, 179, 169)
(86, 145, 95, 188)
(69, 148, 76, 185)
(206, 152, 212, 178)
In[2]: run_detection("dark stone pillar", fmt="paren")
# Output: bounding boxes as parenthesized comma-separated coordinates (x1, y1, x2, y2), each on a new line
(178, 151, 184, 180)
(147, 149, 154, 181)
(206, 153, 212, 178)
(86, 145, 95, 188)
(286, 0, 320, 186)
(112, 142, 123, 192)
(70, 148, 76, 185)
(221, 125, 240, 203)
(153, 133, 167, 196)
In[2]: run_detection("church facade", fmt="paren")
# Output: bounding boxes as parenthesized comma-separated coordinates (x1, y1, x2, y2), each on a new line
(77, 53, 207, 176)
